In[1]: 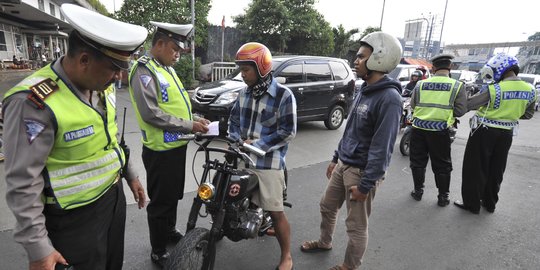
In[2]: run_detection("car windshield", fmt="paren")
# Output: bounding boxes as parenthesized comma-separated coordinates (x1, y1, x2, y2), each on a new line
(388, 68, 400, 79)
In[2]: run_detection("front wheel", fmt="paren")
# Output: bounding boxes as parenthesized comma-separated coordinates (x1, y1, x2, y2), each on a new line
(399, 128, 411, 156)
(324, 105, 344, 130)
(165, 227, 212, 270)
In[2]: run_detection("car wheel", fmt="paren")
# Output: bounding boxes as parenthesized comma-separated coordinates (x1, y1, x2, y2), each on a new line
(324, 105, 344, 130)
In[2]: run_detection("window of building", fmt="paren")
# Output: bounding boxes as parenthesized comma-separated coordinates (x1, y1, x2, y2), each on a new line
(0, 31, 7, 51)
(49, 3, 56, 16)
(38, 0, 45, 11)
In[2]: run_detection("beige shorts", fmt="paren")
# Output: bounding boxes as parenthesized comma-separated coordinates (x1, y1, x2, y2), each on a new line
(244, 168, 285, 212)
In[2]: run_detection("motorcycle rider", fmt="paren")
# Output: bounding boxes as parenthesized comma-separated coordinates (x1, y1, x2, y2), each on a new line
(454, 52, 536, 214)
(228, 42, 296, 270)
(409, 54, 467, 206)
(402, 70, 423, 97)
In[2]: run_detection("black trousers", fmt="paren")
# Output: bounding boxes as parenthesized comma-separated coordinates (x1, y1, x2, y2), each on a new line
(142, 145, 187, 253)
(410, 127, 453, 173)
(461, 126, 513, 211)
(44, 181, 126, 270)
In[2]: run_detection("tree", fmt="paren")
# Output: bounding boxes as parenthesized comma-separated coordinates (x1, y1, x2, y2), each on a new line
(233, 0, 290, 53)
(234, 0, 334, 56)
(114, 0, 210, 49)
(114, 0, 211, 87)
(284, 0, 334, 56)
(88, 0, 109, 15)
(333, 25, 359, 59)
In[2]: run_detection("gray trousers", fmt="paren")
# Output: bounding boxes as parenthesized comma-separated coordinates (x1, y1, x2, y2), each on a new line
(319, 160, 380, 269)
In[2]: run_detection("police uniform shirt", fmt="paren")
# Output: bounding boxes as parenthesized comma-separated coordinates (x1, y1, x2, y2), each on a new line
(467, 75, 535, 119)
(3, 57, 137, 261)
(410, 74, 468, 118)
(130, 52, 200, 132)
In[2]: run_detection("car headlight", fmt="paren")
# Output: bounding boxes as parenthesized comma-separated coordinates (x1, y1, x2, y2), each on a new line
(214, 91, 239, 105)
(198, 183, 215, 201)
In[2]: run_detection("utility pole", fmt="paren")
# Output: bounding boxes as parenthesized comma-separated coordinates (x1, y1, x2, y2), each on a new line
(438, 0, 449, 53)
(379, 0, 386, 29)
(191, 0, 195, 80)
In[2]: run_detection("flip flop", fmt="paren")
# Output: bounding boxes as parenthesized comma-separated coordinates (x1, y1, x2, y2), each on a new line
(300, 240, 332, 253)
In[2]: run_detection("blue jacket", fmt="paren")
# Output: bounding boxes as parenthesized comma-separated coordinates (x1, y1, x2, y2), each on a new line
(333, 75, 403, 193)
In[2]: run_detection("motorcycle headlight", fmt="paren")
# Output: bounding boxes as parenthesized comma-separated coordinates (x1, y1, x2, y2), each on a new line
(198, 183, 215, 201)
(214, 91, 239, 105)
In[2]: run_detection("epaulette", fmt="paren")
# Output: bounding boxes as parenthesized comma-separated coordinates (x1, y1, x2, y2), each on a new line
(138, 55, 150, 65)
(27, 78, 59, 109)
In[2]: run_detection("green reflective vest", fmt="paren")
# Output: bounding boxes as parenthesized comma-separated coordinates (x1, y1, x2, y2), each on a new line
(128, 56, 192, 151)
(412, 76, 462, 131)
(475, 80, 536, 130)
(4, 65, 124, 210)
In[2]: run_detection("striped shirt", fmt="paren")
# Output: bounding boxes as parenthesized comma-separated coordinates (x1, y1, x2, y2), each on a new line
(228, 79, 297, 170)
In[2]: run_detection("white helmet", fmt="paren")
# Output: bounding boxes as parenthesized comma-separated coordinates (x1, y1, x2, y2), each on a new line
(480, 52, 519, 84)
(360, 32, 403, 73)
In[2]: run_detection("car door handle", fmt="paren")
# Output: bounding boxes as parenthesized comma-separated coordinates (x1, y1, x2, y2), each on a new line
(298, 88, 304, 92)
(329, 85, 334, 89)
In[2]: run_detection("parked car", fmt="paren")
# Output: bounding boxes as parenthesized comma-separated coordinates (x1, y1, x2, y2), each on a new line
(388, 64, 431, 91)
(517, 73, 540, 111)
(450, 70, 478, 97)
(191, 55, 356, 135)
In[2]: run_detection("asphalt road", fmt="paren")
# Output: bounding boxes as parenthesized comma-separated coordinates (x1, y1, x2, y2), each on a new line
(1, 86, 540, 269)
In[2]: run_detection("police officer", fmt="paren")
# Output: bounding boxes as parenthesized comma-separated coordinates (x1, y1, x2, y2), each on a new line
(409, 54, 467, 206)
(3, 4, 147, 270)
(454, 53, 536, 214)
(128, 21, 209, 267)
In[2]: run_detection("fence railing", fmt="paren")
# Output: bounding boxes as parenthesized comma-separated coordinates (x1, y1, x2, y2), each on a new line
(210, 62, 237, 82)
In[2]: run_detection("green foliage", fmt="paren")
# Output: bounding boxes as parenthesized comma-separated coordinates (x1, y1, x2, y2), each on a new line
(234, 0, 290, 52)
(114, 0, 211, 50)
(173, 55, 201, 89)
(332, 25, 359, 58)
(527, 32, 540, 41)
(359, 26, 381, 40)
(234, 0, 334, 56)
(89, 0, 109, 15)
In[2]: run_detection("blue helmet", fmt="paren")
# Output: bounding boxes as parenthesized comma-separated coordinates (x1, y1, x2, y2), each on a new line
(480, 52, 519, 83)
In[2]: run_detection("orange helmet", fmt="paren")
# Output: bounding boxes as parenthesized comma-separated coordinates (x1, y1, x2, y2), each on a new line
(235, 42, 272, 78)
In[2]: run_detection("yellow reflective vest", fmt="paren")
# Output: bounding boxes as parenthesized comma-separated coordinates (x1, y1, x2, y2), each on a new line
(475, 80, 536, 130)
(128, 56, 192, 151)
(412, 76, 462, 131)
(4, 65, 124, 210)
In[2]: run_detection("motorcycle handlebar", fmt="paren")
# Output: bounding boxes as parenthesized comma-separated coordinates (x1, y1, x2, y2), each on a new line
(178, 133, 267, 157)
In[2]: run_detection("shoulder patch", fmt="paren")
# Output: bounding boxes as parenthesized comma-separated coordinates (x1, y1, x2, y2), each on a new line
(24, 119, 46, 144)
(138, 55, 150, 64)
(27, 78, 59, 109)
(140, 75, 153, 88)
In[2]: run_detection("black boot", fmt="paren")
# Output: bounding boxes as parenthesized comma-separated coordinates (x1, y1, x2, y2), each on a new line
(411, 168, 426, 201)
(435, 173, 451, 207)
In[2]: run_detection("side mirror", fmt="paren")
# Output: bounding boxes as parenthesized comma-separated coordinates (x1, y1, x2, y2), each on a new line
(275, 76, 286, 84)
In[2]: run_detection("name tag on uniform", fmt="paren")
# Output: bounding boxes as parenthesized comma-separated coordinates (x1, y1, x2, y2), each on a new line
(64, 125, 95, 142)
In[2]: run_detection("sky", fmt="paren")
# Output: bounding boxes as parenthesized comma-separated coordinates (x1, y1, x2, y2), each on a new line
(102, 0, 539, 45)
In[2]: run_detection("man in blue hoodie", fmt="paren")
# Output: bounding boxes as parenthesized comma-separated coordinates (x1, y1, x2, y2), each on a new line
(300, 32, 403, 270)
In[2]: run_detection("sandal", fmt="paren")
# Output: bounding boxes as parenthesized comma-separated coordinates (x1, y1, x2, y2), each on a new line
(300, 240, 332, 253)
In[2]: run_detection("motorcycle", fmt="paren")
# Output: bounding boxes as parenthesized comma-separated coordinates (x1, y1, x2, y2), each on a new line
(399, 101, 458, 156)
(164, 133, 289, 270)
(399, 98, 413, 156)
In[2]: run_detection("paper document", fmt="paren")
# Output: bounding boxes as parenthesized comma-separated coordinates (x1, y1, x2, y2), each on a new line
(206, 121, 220, 136)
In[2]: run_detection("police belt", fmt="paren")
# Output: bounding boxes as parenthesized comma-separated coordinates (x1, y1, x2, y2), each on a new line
(43, 174, 120, 205)
(412, 118, 448, 130)
(477, 117, 518, 128)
